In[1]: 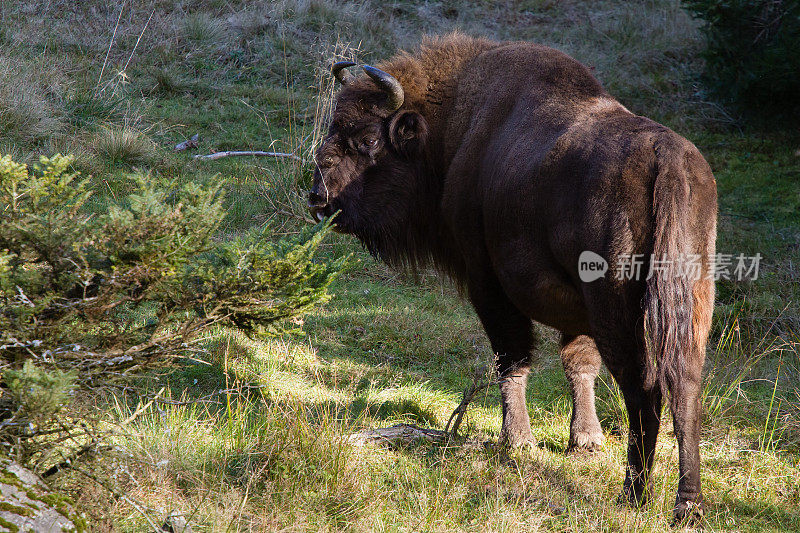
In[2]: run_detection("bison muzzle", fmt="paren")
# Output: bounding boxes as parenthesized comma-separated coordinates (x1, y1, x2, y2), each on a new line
(309, 34, 717, 524)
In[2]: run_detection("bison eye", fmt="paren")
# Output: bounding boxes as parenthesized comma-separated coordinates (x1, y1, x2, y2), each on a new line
(358, 137, 380, 153)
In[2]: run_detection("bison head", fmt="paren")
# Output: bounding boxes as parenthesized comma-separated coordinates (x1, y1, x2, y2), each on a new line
(308, 62, 429, 244)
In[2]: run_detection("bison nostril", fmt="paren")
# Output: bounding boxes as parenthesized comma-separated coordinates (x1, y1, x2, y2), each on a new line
(307, 192, 330, 223)
(308, 190, 326, 206)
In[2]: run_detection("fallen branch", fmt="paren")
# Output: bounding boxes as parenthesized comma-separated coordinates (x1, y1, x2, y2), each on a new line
(41, 440, 99, 478)
(193, 150, 303, 162)
(348, 424, 447, 447)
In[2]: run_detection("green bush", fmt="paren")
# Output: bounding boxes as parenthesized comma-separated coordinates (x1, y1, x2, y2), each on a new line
(3, 361, 76, 438)
(0, 153, 345, 465)
(683, 0, 800, 123)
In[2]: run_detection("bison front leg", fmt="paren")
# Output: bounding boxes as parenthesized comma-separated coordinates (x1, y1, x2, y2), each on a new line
(560, 335, 604, 452)
(497, 365, 534, 448)
(468, 277, 536, 448)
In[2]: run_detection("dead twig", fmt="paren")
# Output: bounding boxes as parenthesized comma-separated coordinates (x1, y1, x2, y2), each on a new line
(193, 151, 303, 162)
(445, 364, 498, 438)
(118, 387, 165, 426)
(70, 463, 162, 532)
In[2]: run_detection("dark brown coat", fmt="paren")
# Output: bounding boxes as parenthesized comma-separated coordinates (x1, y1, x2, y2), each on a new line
(309, 33, 717, 523)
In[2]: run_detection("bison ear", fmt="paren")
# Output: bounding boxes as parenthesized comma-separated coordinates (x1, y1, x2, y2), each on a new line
(388, 111, 428, 156)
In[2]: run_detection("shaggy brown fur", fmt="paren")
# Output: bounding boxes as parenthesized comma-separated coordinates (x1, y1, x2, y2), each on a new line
(309, 33, 717, 524)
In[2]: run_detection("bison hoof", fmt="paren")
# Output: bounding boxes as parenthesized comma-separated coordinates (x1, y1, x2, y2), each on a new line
(672, 500, 705, 529)
(499, 433, 536, 451)
(513, 439, 537, 451)
(567, 429, 604, 453)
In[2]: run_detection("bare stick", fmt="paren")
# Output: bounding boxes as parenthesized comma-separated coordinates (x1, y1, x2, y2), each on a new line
(97, 2, 124, 88)
(445, 364, 497, 438)
(118, 386, 165, 426)
(123, 9, 155, 73)
(193, 151, 303, 162)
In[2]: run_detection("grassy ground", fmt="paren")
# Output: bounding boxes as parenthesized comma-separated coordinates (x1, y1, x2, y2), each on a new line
(1, 0, 799, 531)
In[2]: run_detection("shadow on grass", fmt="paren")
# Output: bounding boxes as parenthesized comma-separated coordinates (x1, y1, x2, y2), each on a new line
(348, 396, 440, 426)
(712, 494, 800, 532)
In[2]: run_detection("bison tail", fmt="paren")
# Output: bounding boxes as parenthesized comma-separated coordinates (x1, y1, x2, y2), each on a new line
(643, 135, 696, 411)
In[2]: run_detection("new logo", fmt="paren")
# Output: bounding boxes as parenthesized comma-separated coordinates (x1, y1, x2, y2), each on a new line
(578, 251, 608, 282)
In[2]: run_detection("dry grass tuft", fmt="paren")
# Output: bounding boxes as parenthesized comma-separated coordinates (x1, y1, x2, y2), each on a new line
(0, 54, 63, 144)
(182, 12, 228, 47)
(148, 67, 188, 96)
(89, 124, 157, 168)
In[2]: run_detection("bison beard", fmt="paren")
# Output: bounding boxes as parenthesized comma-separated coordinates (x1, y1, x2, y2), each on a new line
(309, 34, 717, 525)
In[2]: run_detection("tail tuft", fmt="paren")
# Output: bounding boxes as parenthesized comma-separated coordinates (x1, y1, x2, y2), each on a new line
(643, 135, 694, 410)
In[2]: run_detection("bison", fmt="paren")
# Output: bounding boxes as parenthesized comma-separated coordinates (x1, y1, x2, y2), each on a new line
(308, 34, 717, 523)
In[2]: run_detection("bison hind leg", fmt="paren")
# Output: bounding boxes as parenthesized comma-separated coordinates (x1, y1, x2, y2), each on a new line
(672, 499, 705, 528)
(560, 334, 604, 453)
(593, 335, 662, 509)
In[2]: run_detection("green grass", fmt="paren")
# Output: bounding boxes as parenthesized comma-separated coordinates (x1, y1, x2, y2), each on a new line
(1, 0, 799, 530)
(104, 267, 799, 531)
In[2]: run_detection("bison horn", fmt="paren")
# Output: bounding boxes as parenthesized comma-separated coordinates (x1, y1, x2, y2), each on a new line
(332, 61, 356, 85)
(362, 65, 404, 112)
